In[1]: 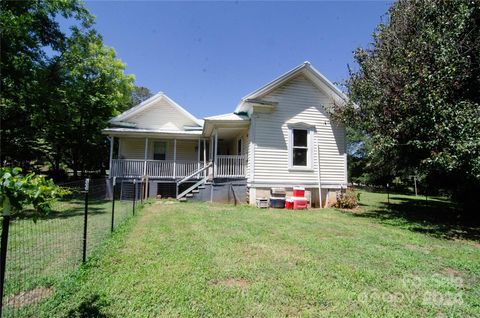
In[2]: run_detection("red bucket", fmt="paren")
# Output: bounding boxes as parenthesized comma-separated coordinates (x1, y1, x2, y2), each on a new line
(293, 186, 305, 197)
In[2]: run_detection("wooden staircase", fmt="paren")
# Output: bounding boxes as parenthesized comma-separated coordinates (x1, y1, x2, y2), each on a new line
(176, 162, 212, 201)
(177, 183, 207, 202)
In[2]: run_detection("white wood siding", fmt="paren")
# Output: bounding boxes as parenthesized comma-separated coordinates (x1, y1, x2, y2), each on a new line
(119, 138, 199, 161)
(252, 75, 346, 187)
(128, 98, 198, 130)
(119, 138, 145, 159)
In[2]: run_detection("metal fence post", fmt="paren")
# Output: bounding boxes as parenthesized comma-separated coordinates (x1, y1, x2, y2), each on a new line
(132, 179, 136, 216)
(111, 177, 116, 233)
(0, 199, 12, 318)
(387, 183, 390, 206)
(82, 178, 90, 264)
(141, 178, 144, 204)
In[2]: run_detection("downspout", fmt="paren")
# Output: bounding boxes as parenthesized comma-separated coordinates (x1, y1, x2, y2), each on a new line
(317, 137, 323, 208)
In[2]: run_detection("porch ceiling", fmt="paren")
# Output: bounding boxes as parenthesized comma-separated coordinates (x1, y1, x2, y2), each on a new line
(202, 118, 250, 137)
(216, 127, 247, 139)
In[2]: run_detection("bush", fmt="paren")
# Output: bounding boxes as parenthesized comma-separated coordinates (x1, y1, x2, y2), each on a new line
(334, 189, 359, 209)
(1, 167, 67, 216)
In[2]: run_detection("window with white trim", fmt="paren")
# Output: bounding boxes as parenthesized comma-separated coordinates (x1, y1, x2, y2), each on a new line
(293, 129, 308, 166)
(289, 127, 313, 169)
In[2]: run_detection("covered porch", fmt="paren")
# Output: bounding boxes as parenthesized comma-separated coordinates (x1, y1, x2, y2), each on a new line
(106, 127, 248, 180)
(204, 112, 250, 179)
(108, 134, 209, 179)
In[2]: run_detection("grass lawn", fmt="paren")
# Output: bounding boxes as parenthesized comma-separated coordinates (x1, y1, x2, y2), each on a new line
(1, 198, 133, 318)
(41, 192, 479, 317)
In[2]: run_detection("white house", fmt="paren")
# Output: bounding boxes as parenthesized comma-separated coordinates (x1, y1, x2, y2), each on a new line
(103, 62, 348, 207)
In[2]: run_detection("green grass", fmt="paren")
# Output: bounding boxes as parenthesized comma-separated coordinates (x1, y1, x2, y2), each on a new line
(1, 198, 134, 318)
(39, 191, 479, 317)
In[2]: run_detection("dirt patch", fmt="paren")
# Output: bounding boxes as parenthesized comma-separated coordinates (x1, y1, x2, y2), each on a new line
(442, 267, 463, 277)
(210, 278, 249, 289)
(5, 287, 54, 308)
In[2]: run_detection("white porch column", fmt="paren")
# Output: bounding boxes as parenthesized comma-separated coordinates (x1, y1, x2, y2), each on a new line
(173, 139, 177, 179)
(214, 129, 218, 178)
(143, 137, 148, 176)
(108, 136, 114, 177)
(209, 135, 213, 160)
(197, 138, 201, 171)
(203, 139, 207, 177)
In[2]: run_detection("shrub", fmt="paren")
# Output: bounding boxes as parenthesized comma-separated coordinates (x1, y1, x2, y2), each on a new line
(334, 189, 359, 209)
(1, 167, 68, 216)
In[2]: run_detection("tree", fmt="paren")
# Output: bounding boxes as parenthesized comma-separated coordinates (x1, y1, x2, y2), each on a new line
(334, 0, 480, 208)
(0, 0, 93, 166)
(1, 0, 134, 178)
(129, 86, 153, 110)
(59, 29, 134, 176)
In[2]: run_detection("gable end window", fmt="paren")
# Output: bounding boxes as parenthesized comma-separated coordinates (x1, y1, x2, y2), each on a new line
(289, 127, 313, 169)
(153, 141, 167, 160)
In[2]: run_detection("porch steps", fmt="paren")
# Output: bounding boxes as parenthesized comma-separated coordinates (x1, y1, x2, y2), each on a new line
(177, 179, 210, 203)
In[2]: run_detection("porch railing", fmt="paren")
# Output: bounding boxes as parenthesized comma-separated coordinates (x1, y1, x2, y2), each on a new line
(112, 159, 203, 179)
(215, 155, 246, 178)
(111, 159, 144, 178)
(112, 156, 247, 179)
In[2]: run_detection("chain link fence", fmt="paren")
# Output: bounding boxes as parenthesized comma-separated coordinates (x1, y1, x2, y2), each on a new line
(0, 177, 145, 317)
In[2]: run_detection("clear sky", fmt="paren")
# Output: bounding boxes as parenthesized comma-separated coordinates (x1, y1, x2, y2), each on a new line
(82, 1, 390, 118)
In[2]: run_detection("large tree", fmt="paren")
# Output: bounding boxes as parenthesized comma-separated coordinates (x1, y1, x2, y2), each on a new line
(0, 0, 92, 166)
(0, 0, 134, 177)
(35, 29, 135, 176)
(335, 0, 480, 207)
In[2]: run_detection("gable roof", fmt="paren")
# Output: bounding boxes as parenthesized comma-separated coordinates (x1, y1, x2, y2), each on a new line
(110, 92, 203, 126)
(235, 61, 349, 113)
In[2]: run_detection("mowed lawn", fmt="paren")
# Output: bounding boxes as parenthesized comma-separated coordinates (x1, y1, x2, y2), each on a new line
(2, 198, 133, 318)
(45, 192, 480, 317)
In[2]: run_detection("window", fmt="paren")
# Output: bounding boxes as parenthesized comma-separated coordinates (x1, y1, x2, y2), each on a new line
(292, 129, 308, 166)
(288, 126, 314, 170)
(153, 141, 166, 160)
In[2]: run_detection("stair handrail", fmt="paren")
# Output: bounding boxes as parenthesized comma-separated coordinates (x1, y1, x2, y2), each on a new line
(177, 177, 207, 200)
(177, 162, 212, 185)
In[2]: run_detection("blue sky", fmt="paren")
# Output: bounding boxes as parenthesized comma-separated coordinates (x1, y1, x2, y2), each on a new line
(82, 1, 390, 118)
